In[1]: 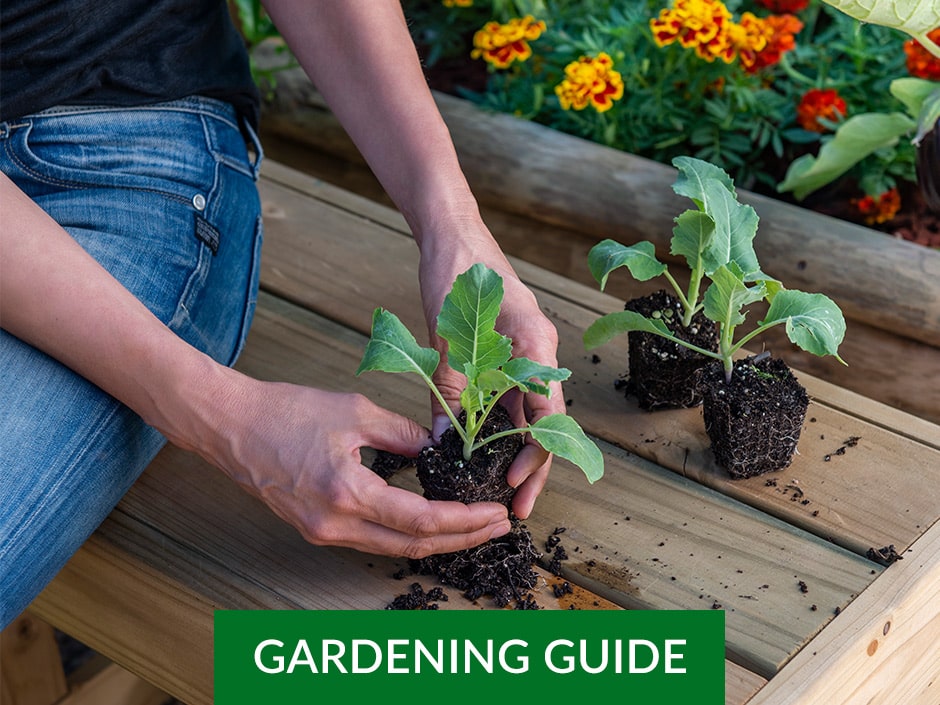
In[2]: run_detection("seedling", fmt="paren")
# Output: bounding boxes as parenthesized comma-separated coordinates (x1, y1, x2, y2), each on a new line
(584, 162, 847, 382)
(588, 156, 762, 328)
(357, 263, 604, 484)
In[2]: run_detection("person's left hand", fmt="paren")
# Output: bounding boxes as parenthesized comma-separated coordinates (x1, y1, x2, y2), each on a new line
(415, 214, 564, 520)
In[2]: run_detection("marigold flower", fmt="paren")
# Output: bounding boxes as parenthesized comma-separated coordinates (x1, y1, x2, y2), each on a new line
(904, 28, 940, 80)
(471, 15, 545, 69)
(727, 12, 772, 70)
(796, 88, 847, 132)
(747, 13, 803, 72)
(650, 0, 734, 63)
(555, 52, 625, 113)
(854, 188, 901, 224)
(442, 0, 473, 7)
(755, 0, 809, 12)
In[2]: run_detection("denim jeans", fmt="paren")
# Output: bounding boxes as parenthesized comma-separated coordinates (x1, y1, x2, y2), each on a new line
(0, 97, 263, 627)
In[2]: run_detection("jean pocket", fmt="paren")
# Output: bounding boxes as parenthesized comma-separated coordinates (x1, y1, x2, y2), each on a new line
(8, 116, 216, 206)
(226, 213, 264, 367)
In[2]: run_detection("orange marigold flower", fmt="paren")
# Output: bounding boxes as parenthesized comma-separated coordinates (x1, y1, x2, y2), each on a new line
(904, 28, 940, 80)
(747, 13, 803, 72)
(796, 88, 847, 132)
(471, 15, 546, 69)
(442, 0, 473, 6)
(854, 188, 901, 225)
(728, 12, 772, 70)
(555, 52, 625, 113)
(650, 0, 734, 63)
(755, 0, 808, 12)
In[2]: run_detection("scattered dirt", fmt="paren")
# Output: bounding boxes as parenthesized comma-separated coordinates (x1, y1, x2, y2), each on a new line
(867, 545, 904, 566)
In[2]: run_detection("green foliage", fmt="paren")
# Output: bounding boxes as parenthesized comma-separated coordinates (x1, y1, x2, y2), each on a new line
(584, 157, 846, 382)
(588, 158, 760, 328)
(399, 0, 938, 219)
(357, 264, 604, 484)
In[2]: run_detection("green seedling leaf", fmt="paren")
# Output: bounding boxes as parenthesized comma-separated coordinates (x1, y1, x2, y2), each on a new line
(670, 210, 715, 274)
(502, 357, 571, 396)
(529, 414, 605, 484)
(761, 290, 846, 360)
(699, 180, 761, 279)
(588, 239, 666, 290)
(582, 310, 673, 349)
(357, 308, 440, 380)
(703, 264, 767, 329)
(778, 113, 917, 200)
(438, 263, 512, 375)
(672, 155, 736, 207)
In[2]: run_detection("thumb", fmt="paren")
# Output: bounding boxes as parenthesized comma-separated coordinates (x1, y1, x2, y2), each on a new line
(361, 401, 433, 458)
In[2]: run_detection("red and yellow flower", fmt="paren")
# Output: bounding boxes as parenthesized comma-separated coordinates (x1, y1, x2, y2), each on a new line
(747, 13, 803, 72)
(904, 28, 940, 80)
(555, 52, 625, 113)
(796, 88, 847, 132)
(442, 0, 473, 7)
(650, 0, 734, 63)
(854, 188, 901, 225)
(471, 15, 545, 69)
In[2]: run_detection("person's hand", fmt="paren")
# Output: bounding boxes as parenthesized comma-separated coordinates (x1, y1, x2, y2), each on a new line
(199, 371, 511, 557)
(415, 215, 565, 520)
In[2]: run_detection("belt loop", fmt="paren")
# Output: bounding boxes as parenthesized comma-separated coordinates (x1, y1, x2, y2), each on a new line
(241, 117, 264, 181)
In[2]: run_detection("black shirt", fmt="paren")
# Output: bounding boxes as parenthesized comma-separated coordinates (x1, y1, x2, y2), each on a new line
(0, 0, 260, 129)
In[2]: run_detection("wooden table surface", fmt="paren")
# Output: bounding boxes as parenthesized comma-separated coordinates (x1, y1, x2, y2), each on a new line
(30, 161, 940, 705)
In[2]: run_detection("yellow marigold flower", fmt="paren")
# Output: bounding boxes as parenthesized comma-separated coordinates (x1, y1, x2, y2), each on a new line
(650, 0, 733, 62)
(554, 52, 625, 113)
(443, 0, 473, 6)
(471, 15, 546, 69)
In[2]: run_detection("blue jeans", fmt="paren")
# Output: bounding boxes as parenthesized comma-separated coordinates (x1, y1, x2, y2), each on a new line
(0, 97, 264, 627)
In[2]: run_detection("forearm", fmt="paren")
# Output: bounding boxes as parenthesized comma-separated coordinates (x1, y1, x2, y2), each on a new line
(260, 0, 482, 245)
(0, 174, 231, 456)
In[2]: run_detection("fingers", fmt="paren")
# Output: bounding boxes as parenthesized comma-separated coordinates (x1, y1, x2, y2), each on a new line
(506, 442, 551, 519)
(355, 394, 432, 457)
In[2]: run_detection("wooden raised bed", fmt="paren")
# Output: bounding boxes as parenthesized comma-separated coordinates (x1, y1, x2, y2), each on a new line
(259, 64, 940, 426)
(27, 161, 939, 705)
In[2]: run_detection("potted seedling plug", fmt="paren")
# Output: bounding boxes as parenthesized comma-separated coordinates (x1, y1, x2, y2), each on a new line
(588, 156, 763, 409)
(585, 171, 847, 479)
(357, 263, 604, 602)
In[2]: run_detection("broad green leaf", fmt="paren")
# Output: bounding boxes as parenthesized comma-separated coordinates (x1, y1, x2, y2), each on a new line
(588, 239, 666, 290)
(703, 265, 767, 329)
(529, 414, 604, 484)
(699, 181, 761, 279)
(890, 78, 938, 122)
(914, 86, 940, 144)
(777, 113, 917, 200)
(502, 357, 571, 396)
(761, 290, 846, 359)
(438, 264, 512, 375)
(582, 310, 672, 350)
(669, 210, 715, 274)
(357, 308, 440, 379)
(820, 0, 940, 58)
(671, 156, 736, 207)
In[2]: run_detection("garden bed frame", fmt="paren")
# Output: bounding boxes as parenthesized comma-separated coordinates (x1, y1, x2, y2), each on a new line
(8, 160, 938, 705)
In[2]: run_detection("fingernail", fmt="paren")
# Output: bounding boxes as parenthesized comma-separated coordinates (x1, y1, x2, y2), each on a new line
(432, 415, 452, 442)
(488, 521, 511, 540)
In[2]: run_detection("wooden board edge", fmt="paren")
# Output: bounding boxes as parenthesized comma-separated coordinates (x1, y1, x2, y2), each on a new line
(746, 518, 940, 705)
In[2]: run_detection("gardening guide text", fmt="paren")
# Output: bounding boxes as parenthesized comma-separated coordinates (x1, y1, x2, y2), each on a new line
(214, 610, 725, 703)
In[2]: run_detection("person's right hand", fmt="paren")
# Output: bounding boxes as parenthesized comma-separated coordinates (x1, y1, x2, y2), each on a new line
(198, 370, 512, 558)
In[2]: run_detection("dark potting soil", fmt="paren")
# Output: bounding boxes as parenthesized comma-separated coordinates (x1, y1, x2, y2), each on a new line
(700, 355, 809, 479)
(622, 290, 719, 410)
(374, 405, 543, 609)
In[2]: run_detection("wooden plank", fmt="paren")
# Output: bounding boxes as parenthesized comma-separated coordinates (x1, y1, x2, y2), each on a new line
(60, 660, 170, 705)
(748, 518, 940, 705)
(259, 146, 940, 428)
(0, 615, 67, 705)
(258, 74, 940, 348)
(255, 169, 940, 558)
(236, 295, 878, 677)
